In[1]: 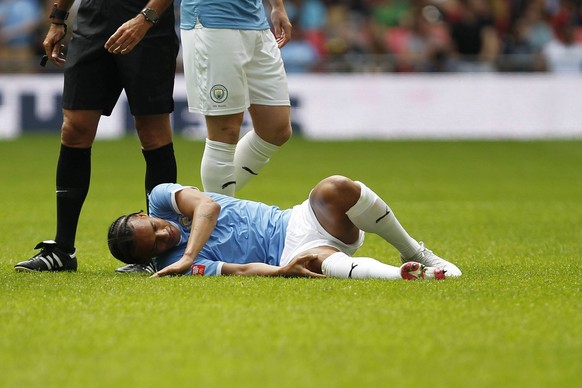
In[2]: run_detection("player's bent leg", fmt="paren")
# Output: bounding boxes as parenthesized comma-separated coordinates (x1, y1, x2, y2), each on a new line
(308, 176, 363, 244)
(346, 181, 422, 259)
(321, 252, 403, 280)
(340, 179, 462, 277)
(401, 242, 462, 277)
(400, 262, 446, 280)
(321, 252, 446, 280)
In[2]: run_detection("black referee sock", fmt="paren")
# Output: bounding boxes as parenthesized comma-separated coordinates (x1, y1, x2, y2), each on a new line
(55, 144, 91, 254)
(143, 142, 177, 210)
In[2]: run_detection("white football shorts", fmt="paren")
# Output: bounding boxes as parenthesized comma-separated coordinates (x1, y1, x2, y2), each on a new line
(280, 197, 365, 267)
(181, 24, 290, 116)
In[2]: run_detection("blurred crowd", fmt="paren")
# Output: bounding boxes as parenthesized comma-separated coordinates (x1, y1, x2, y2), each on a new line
(2, 0, 582, 74)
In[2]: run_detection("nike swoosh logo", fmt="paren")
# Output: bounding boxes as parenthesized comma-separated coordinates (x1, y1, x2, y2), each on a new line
(375, 207, 391, 223)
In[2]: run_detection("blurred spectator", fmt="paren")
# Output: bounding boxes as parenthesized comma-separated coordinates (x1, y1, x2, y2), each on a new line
(295, 0, 328, 58)
(498, 17, 546, 72)
(370, 0, 411, 27)
(549, 0, 581, 36)
(445, 0, 501, 72)
(521, 2, 554, 52)
(542, 18, 582, 73)
(276, 0, 322, 72)
(297, 0, 327, 30)
(322, 1, 387, 72)
(0, 0, 42, 72)
(403, 3, 454, 72)
(280, 33, 320, 73)
(2, 0, 582, 74)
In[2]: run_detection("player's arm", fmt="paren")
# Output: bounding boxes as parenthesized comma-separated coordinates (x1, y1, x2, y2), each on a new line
(267, 0, 292, 48)
(151, 188, 220, 278)
(221, 253, 325, 278)
(105, 0, 174, 54)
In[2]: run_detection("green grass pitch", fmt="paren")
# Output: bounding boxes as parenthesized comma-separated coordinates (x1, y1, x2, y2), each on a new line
(0, 135, 580, 387)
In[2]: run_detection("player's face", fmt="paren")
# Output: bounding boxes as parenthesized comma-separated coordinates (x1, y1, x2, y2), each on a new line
(130, 215, 181, 259)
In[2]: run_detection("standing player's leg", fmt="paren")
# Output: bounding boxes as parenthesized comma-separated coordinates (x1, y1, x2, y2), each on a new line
(234, 105, 291, 192)
(201, 113, 244, 196)
(234, 29, 291, 193)
(181, 26, 249, 196)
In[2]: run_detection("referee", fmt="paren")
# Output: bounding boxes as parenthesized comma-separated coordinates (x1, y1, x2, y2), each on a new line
(15, 1, 179, 273)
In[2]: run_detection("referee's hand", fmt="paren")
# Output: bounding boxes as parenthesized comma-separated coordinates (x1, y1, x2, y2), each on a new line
(42, 24, 67, 67)
(105, 15, 151, 55)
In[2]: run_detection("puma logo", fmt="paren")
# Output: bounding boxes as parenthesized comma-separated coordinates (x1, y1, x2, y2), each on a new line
(222, 181, 236, 189)
(242, 166, 258, 176)
(348, 262, 358, 278)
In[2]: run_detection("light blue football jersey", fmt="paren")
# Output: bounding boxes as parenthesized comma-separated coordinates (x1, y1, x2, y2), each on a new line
(180, 0, 270, 30)
(149, 183, 292, 276)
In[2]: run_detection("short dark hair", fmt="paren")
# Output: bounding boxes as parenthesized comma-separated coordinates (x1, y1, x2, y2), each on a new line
(107, 212, 146, 264)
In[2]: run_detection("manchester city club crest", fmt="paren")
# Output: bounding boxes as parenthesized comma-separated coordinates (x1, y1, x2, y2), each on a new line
(210, 84, 228, 103)
(178, 215, 192, 230)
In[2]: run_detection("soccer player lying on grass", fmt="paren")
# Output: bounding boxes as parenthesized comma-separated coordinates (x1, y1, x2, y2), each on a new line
(107, 175, 462, 280)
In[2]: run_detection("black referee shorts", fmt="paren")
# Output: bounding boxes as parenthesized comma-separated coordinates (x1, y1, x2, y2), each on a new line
(62, 1, 179, 116)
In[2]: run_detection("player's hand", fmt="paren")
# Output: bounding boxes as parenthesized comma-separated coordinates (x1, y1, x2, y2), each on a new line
(105, 15, 150, 55)
(270, 6, 292, 48)
(150, 255, 193, 278)
(42, 24, 67, 67)
(278, 253, 325, 278)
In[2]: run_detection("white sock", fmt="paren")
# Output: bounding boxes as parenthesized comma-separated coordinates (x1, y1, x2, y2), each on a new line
(200, 139, 237, 196)
(233, 130, 280, 192)
(346, 181, 421, 259)
(322, 252, 402, 280)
